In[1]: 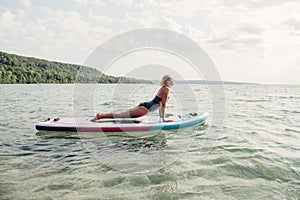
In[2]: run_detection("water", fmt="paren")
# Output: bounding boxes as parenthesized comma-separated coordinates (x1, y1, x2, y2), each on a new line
(0, 84, 299, 199)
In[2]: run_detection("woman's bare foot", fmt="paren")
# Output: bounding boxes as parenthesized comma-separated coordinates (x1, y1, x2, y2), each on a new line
(91, 113, 102, 122)
(96, 112, 103, 119)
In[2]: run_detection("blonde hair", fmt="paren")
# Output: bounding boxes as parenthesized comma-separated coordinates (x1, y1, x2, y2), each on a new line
(160, 74, 172, 86)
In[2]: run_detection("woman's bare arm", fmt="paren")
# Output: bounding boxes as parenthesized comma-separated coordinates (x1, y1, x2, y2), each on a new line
(160, 88, 169, 121)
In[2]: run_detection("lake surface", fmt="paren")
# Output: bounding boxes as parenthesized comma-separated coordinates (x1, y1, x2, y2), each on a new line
(0, 84, 299, 199)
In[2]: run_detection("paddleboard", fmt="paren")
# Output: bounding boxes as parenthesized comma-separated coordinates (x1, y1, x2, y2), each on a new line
(35, 112, 208, 132)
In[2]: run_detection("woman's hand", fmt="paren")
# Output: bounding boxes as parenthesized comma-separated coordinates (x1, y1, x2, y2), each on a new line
(160, 116, 174, 122)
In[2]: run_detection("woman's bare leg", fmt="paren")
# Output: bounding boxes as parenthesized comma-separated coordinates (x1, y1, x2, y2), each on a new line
(96, 106, 149, 119)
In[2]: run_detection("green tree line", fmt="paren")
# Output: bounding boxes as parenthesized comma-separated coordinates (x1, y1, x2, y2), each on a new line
(0, 51, 151, 84)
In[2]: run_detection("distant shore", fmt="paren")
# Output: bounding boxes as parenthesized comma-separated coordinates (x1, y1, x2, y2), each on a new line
(0, 51, 151, 84)
(151, 80, 260, 85)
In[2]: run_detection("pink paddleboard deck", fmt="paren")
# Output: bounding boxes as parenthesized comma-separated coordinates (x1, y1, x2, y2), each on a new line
(36, 112, 208, 132)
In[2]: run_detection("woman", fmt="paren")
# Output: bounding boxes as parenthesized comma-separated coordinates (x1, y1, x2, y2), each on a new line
(93, 74, 175, 122)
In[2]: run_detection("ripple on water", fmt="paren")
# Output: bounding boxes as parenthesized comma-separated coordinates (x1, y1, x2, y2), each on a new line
(1, 84, 300, 199)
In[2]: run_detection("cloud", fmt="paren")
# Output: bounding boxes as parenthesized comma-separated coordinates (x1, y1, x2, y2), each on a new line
(205, 24, 264, 53)
(283, 19, 300, 35)
(0, 31, 7, 45)
(0, 10, 25, 35)
(0, 6, 105, 62)
(114, 0, 134, 7)
(88, 11, 115, 24)
(113, 0, 267, 53)
(284, 19, 300, 29)
(26, 9, 95, 61)
(120, 11, 190, 35)
(73, 0, 105, 7)
(221, 0, 297, 8)
(148, 0, 218, 19)
(17, 0, 31, 8)
(0, 0, 32, 8)
(239, 25, 264, 34)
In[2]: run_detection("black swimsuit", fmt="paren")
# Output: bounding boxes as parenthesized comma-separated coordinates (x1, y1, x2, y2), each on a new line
(138, 96, 162, 112)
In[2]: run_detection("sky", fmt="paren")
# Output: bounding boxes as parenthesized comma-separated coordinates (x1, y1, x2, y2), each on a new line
(0, 0, 300, 84)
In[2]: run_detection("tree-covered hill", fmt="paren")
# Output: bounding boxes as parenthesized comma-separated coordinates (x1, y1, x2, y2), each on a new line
(0, 51, 151, 84)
